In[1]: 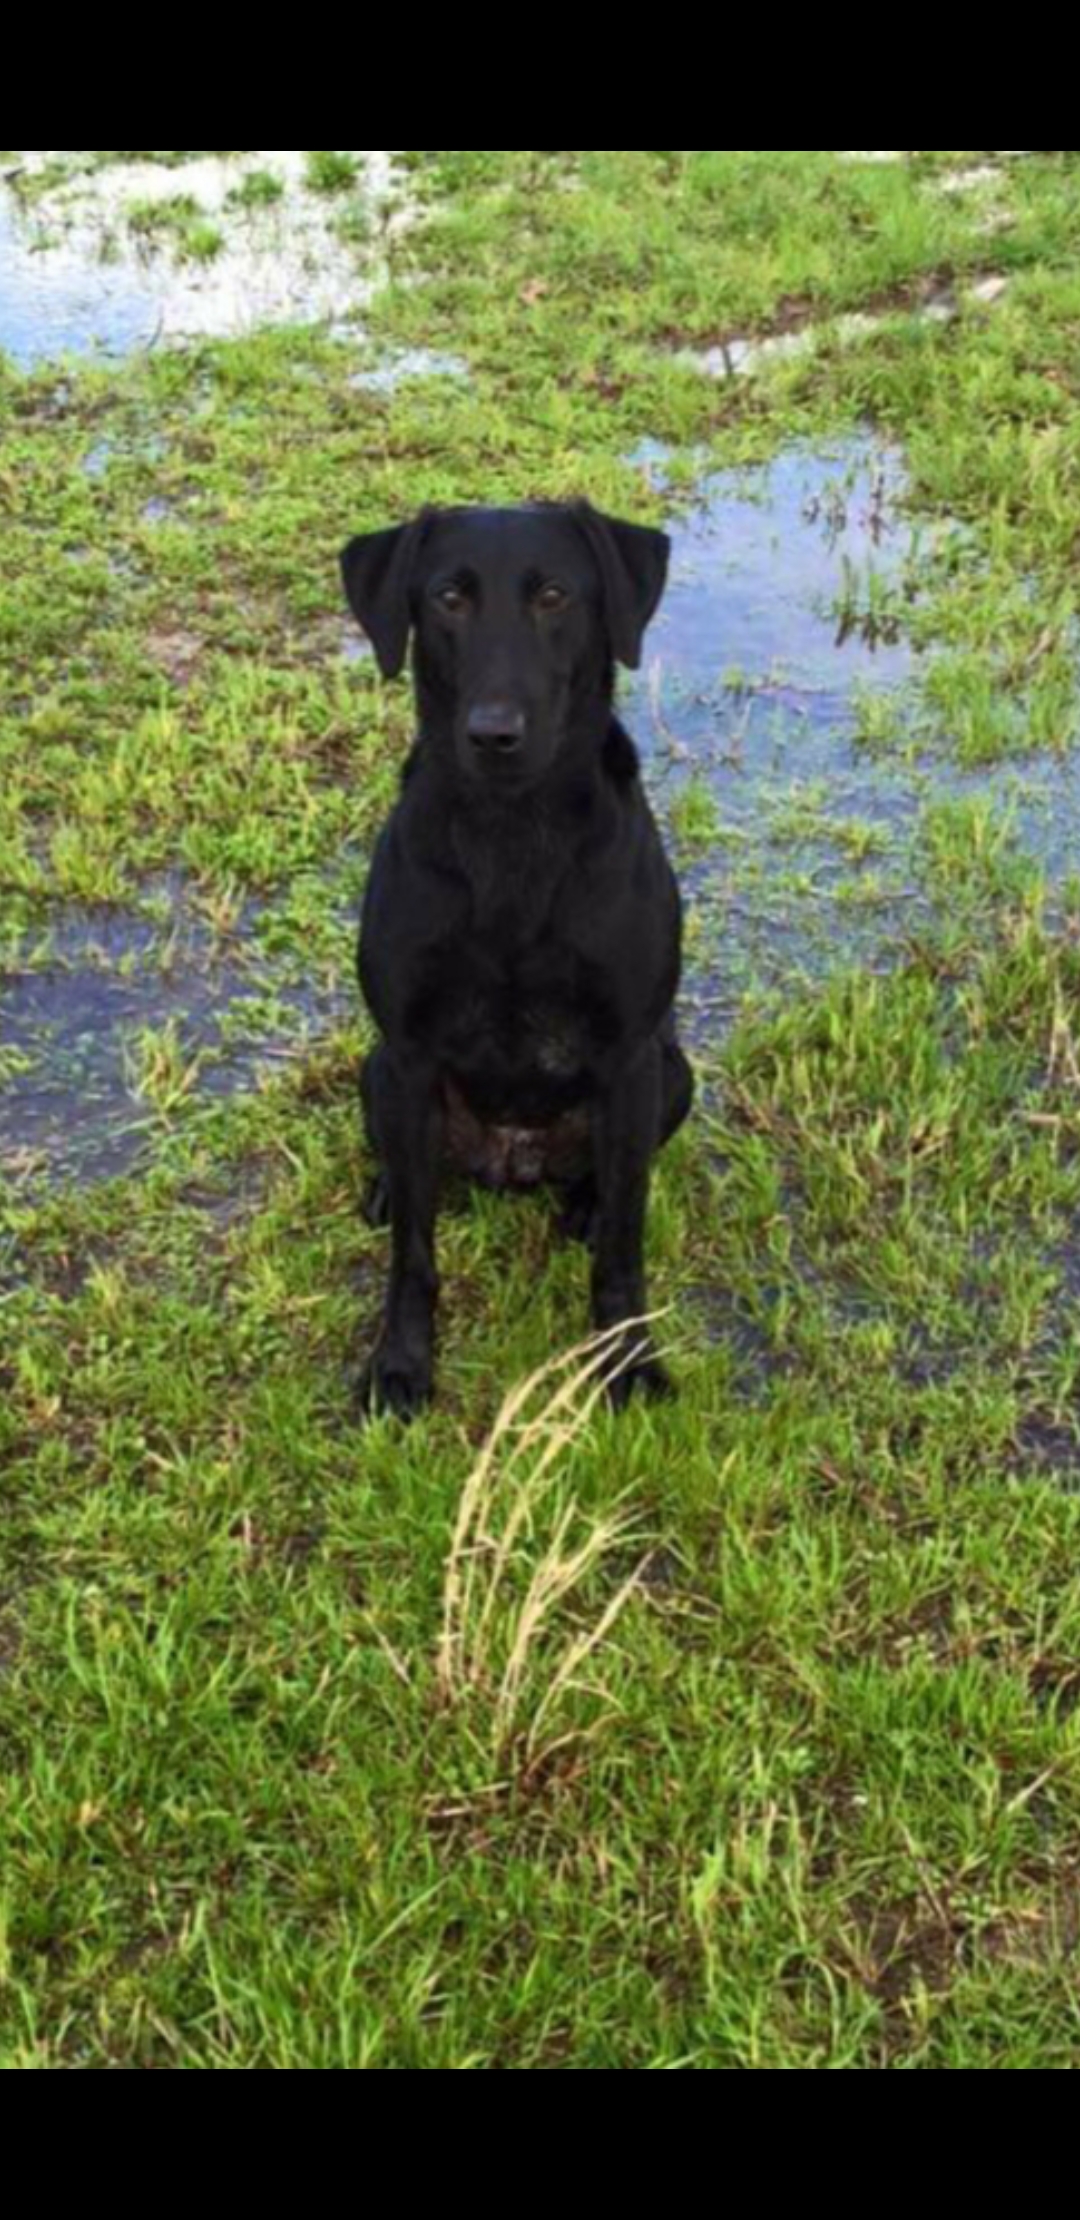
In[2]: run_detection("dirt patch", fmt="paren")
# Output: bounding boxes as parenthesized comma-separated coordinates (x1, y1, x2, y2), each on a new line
(1028, 1655, 1080, 1719)
(0, 1606, 23, 1679)
(848, 1896, 959, 2015)
(875, 1590, 956, 1669)
(844, 1854, 1080, 2050)
(145, 626, 204, 688)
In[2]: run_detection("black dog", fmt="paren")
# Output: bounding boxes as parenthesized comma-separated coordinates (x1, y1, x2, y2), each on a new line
(340, 501, 693, 1418)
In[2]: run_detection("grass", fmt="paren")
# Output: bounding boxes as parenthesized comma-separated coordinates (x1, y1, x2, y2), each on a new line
(3, 151, 1080, 2068)
(126, 198, 225, 263)
(226, 171, 286, 214)
(304, 152, 360, 196)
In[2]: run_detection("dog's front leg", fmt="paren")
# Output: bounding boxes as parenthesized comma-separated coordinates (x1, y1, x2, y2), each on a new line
(360, 1053, 444, 1419)
(591, 1044, 671, 1406)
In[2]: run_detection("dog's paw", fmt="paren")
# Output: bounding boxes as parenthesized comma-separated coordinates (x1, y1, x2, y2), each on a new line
(353, 1345, 433, 1423)
(606, 1347, 674, 1410)
(362, 1172, 391, 1229)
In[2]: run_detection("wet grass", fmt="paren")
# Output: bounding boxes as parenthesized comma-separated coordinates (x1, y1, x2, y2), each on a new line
(0, 152, 399, 363)
(3, 152, 1080, 2068)
(304, 152, 361, 196)
(125, 197, 224, 263)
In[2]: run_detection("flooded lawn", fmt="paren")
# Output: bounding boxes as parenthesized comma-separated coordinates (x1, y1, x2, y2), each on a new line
(626, 436, 1080, 1023)
(0, 150, 400, 362)
(3, 154, 1079, 1185)
(4, 425, 1080, 1184)
(0, 883, 353, 1184)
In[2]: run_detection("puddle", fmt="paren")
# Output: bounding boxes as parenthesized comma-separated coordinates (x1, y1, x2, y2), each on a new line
(937, 166, 1004, 195)
(674, 282, 1006, 382)
(81, 437, 114, 477)
(968, 275, 1009, 305)
(347, 347, 469, 394)
(0, 881, 353, 1185)
(636, 437, 916, 702)
(0, 151, 400, 365)
(622, 435, 1080, 1020)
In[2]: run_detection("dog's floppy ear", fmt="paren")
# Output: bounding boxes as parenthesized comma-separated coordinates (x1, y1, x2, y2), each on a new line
(339, 509, 434, 678)
(571, 501, 670, 669)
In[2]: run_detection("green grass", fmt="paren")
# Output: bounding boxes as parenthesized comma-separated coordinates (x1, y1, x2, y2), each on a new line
(125, 195, 224, 263)
(304, 151, 360, 196)
(3, 151, 1080, 2068)
(226, 171, 286, 213)
(670, 777, 723, 852)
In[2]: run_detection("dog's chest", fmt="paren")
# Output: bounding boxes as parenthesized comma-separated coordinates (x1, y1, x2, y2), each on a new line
(437, 963, 593, 1183)
(452, 810, 565, 941)
(445, 960, 586, 1067)
(430, 939, 595, 1105)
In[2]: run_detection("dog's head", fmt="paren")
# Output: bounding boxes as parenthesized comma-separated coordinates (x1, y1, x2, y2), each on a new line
(340, 501, 669, 786)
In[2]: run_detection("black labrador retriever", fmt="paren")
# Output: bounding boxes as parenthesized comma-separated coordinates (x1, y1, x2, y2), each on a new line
(340, 500, 693, 1418)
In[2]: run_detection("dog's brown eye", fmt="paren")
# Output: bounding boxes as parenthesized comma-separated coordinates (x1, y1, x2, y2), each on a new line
(437, 585, 468, 614)
(536, 582, 569, 614)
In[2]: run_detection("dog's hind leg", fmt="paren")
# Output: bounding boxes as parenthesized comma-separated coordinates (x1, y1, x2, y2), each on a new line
(659, 1029, 694, 1148)
(557, 1173, 598, 1248)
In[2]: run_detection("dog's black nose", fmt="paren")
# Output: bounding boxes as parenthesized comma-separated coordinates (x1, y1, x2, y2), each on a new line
(467, 703, 526, 757)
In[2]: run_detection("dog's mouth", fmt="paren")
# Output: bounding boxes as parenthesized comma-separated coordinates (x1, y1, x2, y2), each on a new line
(457, 736, 562, 790)
(470, 744, 528, 773)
